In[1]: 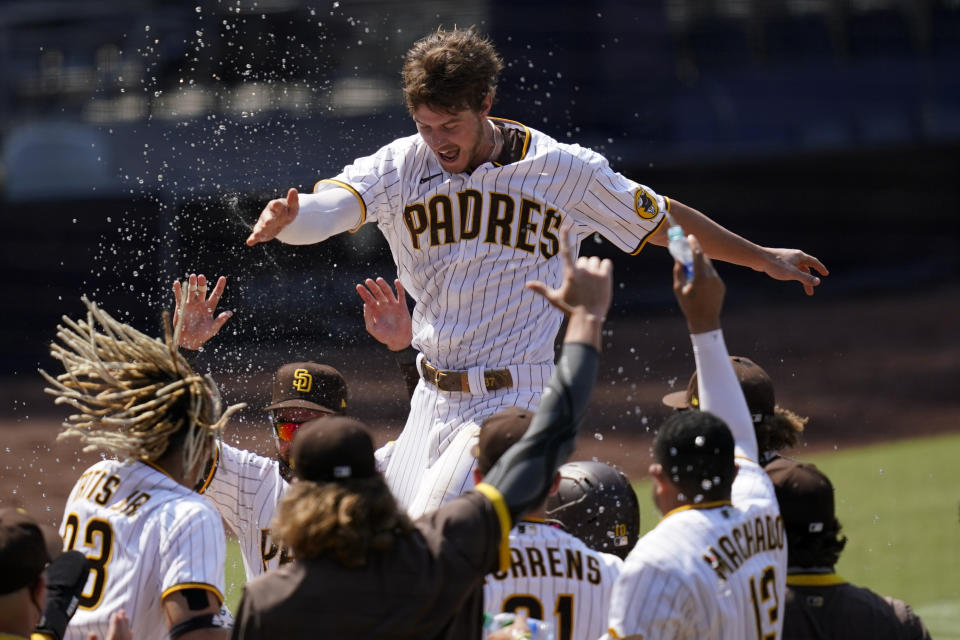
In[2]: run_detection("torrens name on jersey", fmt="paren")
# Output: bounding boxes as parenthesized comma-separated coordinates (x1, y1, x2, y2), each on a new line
(702, 512, 785, 581)
(71, 468, 152, 517)
(402, 190, 563, 258)
(490, 545, 603, 584)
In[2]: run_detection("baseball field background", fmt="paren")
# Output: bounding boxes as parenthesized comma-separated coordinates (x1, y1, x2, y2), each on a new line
(1, 1, 958, 637)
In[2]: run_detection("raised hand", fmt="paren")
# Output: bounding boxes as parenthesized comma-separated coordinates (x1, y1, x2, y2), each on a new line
(246, 187, 300, 246)
(526, 229, 613, 319)
(356, 277, 413, 351)
(673, 234, 725, 334)
(172, 274, 232, 350)
(759, 247, 829, 296)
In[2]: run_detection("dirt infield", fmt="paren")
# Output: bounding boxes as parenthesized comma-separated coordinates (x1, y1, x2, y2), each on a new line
(2, 282, 958, 527)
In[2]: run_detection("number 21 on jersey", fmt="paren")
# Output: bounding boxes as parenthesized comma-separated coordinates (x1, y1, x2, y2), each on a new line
(502, 593, 573, 640)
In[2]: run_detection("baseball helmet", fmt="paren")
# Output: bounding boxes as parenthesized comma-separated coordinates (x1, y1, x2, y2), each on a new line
(545, 461, 640, 560)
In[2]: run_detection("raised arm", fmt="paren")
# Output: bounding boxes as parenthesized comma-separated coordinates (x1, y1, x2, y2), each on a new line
(672, 235, 757, 461)
(480, 233, 611, 524)
(246, 184, 363, 246)
(651, 200, 829, 296)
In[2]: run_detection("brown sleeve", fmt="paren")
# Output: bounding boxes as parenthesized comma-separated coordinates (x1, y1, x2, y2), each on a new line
(231, 586, 265, 640)
(418, 490, 504, 576)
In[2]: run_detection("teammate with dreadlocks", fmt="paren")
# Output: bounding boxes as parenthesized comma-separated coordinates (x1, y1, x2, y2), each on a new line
(40, 282, 244, 640)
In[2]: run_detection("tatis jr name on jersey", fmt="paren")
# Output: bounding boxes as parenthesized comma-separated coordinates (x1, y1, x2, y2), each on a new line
(71, 467, 151, 517)
(703, 512, 785, 581)
(402, 189, 563, 258)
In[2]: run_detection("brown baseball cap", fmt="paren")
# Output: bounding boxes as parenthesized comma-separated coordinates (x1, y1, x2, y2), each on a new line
(0, 508, 63, 594)
(291, 416, 376, 482)
(473, 407, 533, 474)
(265, 362, 348, 414)
(766, 458, 835, 534)
(662, 356, 775, 423)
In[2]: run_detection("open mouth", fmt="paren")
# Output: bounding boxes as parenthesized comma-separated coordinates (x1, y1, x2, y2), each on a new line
(437, 148, 459, 164)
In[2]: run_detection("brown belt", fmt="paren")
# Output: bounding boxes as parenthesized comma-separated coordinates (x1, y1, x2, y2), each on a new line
(420, 360, 514, 393)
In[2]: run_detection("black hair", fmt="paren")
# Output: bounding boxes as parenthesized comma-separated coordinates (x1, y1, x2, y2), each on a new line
(654, 411, 736, 503)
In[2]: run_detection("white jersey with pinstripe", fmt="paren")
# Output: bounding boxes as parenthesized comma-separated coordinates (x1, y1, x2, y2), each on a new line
(310, 117, 667, 517)
(605, 460, 786, 640)
(59, 459, 225, 640)
(201, 442, 290, 581)
(483, 520, 623, 640)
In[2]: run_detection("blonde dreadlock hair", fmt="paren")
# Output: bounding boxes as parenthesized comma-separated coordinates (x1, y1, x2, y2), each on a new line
(40, 289, 245, 476)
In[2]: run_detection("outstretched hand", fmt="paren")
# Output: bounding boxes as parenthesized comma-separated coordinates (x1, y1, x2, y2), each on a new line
(172, 274, 232, 350)
(673, 234, 725, 334)
(526, 229, 613, 319)
(356, 277, 413, 351)
(760, 247, 829, 296)
(246, 187, 300, 246)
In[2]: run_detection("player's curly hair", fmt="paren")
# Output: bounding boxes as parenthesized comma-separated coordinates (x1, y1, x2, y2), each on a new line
(272, 476, 414, 567)
(39, 294, 244, 475)
(756, 406, 808, 455)
(785, 519, 848, 569)
(402, 26, 504, 114)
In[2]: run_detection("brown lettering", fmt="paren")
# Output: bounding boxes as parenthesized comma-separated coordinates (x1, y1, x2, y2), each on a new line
(402, 203, 428, 249)
(458, 189, 483, 240)
(428, 195, 455, 247)
(485, 193, 515, 246)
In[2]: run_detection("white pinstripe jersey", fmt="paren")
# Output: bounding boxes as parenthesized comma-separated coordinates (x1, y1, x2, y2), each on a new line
(59, 459, 225, 640)
(321, 117, 667, 371)
(201, 442, 290, 580)
(484, 520, 622, 640)
(605, 459, 787, 640)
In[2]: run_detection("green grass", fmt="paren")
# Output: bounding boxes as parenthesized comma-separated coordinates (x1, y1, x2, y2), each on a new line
(222, 433, 960, 637)
(633, 432, 960, 639)
(224, 542, 246, 613)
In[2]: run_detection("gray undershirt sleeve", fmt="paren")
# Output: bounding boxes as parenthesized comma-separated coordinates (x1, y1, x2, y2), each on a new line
(483, 342, 598, 523)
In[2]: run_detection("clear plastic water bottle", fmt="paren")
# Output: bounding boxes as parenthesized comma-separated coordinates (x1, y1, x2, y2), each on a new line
(482, 612, 555, 639)
(666, 214, 694, 279)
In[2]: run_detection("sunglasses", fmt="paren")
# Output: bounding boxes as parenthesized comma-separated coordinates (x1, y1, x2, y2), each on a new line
(273, 411, 335, 442)
(274, 421, 304, 442)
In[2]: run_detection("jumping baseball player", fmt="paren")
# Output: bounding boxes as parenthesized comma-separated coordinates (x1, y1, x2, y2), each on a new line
(604, 237, 788, 639)
(473, 410, 624, 640)
(41, 289, 243, 640)
(544, 461, 641, 560)
(245, 28, 829, 518)
(171, 274, 349, 580)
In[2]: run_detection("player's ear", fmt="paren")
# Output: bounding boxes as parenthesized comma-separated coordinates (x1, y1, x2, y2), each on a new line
(479, 90, 494, 117)
(473, 468, 484, 486)
(548, 471, 561, 497)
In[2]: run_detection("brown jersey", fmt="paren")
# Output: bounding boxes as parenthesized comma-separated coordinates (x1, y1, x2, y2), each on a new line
(231, 488, 508, 640)
(784, 573, 931, 640)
